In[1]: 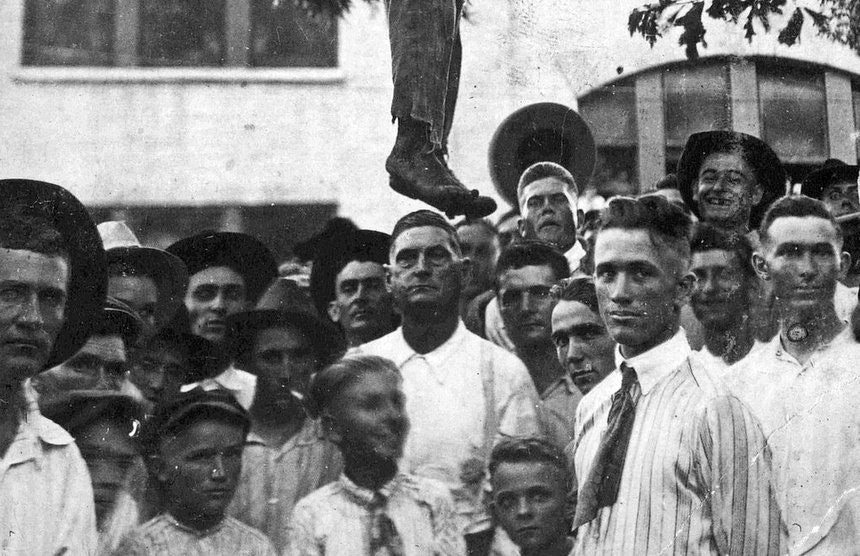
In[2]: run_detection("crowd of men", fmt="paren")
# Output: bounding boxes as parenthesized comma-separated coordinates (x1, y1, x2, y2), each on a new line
(1, 127, 859, 555)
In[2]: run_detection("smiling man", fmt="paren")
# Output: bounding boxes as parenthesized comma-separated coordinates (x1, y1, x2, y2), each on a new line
(677, 131, 785, 244)
(689, 224, 762, 369)
(359, 210, 540, 554)
(0, 179, 108, 554)
(728, 195, 860, 553)
(570, 195, 783, 554)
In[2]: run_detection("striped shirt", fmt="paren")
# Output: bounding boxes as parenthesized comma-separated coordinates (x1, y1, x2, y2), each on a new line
(114, 514, 276, 556)
(286, 473, 466, 556)
(570, 330, 785, 555)
(227, 418, 342, 553)
(727, 328, 860, 554)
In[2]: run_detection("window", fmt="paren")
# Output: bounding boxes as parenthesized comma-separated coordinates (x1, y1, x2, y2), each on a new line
(759, 64, 827, 164)
(580, 78, 639, 195)
(23, 0, 337, 68)
(663, 62, 731, 169)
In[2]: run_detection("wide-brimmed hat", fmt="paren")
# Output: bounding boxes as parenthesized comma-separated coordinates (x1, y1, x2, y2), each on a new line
(801, 159, 860, 200)
(166, 231, 277, 304)
(40, 389, 142, 435)
(0, 179, 107, 368)
(309, 229, 391, 316)
(226, 278, 345, 371)
(488, 103, 596, 208)
(676, 131, 786, 229)
(98, 221, 188, 329)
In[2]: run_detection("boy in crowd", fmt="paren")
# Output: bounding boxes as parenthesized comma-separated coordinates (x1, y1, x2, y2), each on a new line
(226, 303, 343, 553)
(494, 241, 577, 449)
(549, 276, 615, 397)
(287, 354, 465, 555)
(689, 224, 762, 368)
(41, 391, 142, 532)
(489, 438, 572, 556)
(115, 388, 276, 555)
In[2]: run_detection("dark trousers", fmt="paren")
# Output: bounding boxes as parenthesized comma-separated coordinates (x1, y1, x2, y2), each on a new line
(464, 528, 494, 556)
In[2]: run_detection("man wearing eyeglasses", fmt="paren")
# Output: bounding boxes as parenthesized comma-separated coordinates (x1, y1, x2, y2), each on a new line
(495, 241, 578, 450)
(358, 210, 541, 555)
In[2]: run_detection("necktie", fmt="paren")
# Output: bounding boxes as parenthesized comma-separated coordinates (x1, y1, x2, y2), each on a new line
(368, 492, 406, 556)
(572, 362, 639, 528)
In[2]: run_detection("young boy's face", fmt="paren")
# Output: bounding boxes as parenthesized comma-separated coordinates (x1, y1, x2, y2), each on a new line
(329, 371, 409, 463)
(491, 461, 569, 554)
(156, 417, 245, 528)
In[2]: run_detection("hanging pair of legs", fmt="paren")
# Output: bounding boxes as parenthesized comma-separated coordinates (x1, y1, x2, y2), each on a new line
(384, 0, 496, 219)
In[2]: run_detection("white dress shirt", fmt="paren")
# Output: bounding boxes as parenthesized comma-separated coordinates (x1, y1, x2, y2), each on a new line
(727, 327, 860, 554)
(358, 321, 542, 534)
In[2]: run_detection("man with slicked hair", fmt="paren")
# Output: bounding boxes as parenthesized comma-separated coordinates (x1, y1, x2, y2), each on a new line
(570, 195, 784, 554)
(358, 210, 541, 555)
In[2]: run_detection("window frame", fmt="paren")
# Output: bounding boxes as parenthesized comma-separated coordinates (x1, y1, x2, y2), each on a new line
(16, 0, 344, 84)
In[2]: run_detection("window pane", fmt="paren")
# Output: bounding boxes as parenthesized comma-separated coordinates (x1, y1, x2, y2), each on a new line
(23, 0, 115, 66)
(663, 63, 731, 149)
(759, 66, 827, 164)
(579, 79, 636, 147)
(138, 0, 226, 66)
(251, 0, 337, 67)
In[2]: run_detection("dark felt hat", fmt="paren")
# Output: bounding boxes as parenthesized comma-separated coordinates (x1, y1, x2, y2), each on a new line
(676, 131, 787, 229)
(488, 103, 596, 208)
(40, 389, 142, 436)
(98, 221, 189, 329)
(225, 307, 344, 372)
(141, 387, 249, 455)
(166, 231, 277, 304)
(309, 229, 391, 316)
(800, 159, 860, 200)
(0, 179, 107, 368)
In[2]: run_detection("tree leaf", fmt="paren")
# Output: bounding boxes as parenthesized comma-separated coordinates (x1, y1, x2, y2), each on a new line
(777, 7, 804, 46)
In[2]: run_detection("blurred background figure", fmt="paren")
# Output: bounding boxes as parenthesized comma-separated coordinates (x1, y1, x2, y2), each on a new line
(455, 218, 501, 308)
(98, 221, 188, 345)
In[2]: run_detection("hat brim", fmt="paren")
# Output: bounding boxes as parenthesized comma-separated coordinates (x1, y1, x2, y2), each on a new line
(801, 165, 860, 200)
(107, 247, 188, 328)
(489, 103, 596, 208)
(39, 390, 142, 433)
(309, 229, 391, 316)
(676, 131, 786, 230)
(166, 232, 277, 303)
(225, 308, 344, 371)
(0, 179, 107, 368)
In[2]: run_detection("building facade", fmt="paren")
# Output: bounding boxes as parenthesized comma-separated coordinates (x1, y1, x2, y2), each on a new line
(2, 0, 860, 255)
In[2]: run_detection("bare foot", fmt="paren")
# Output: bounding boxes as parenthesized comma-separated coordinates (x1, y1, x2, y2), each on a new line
(386, 151, 479, 218)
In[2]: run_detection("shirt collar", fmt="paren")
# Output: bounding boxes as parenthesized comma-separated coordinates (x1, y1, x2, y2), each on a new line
(772, 325, 853, 363)
(387, 320, 470, 368)
(564, 241, 586, 273)
(339, 472, 402, 507)
(246, 418, 327, 450)
(614, 328, 691, 395)
(4, 403, 74, 469)
(164, 513, 225, 538)
(541, 371, 578, 399)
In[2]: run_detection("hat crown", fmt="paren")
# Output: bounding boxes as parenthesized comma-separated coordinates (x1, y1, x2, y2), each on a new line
(98, 221, 143, 251)
(256, 278, 316, 314)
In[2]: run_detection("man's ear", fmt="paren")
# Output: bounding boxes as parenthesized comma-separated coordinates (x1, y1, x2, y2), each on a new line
(321, 411, 343, 446)
(517, 218, 527, 238)
(576, 209, 584, 229)
(457, 256, 472, 285)
(384, 264, 393, 289)
(750, 183, 764, 207)
(327, 301, 341, 323)
(675, 271, 696, 307)
(752, 252, 770, 281)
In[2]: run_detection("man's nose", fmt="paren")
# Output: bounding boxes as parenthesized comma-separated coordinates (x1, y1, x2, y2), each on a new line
(609, 273, 634, 302)
(566, 340, 586, 363)
(515, 496, 533, 518)
(17, 293, 44, 327)
(210, 455, 227, 480)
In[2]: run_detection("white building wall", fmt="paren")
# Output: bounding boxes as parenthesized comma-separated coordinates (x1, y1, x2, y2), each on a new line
(1, 0, 859, 232)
